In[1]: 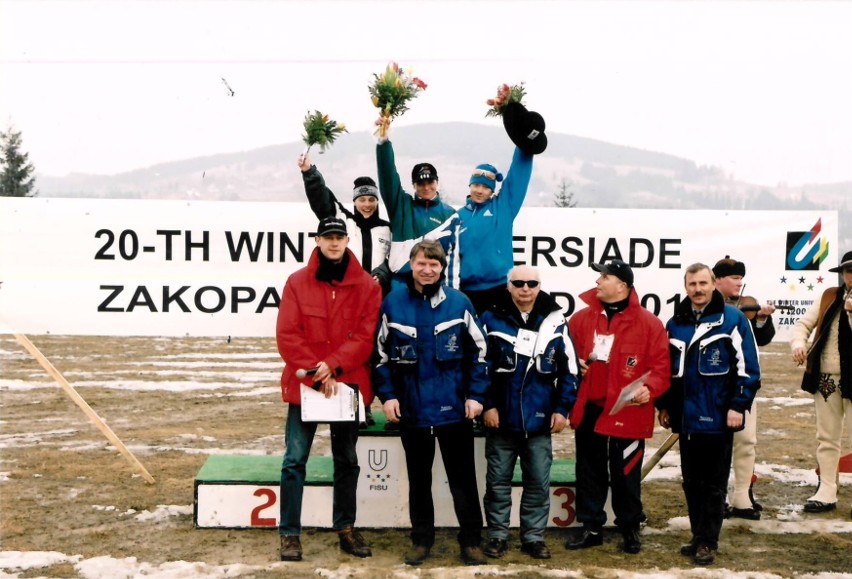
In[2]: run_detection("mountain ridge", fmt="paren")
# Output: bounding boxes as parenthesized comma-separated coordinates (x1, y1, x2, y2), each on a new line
(34, 123, 849, 245)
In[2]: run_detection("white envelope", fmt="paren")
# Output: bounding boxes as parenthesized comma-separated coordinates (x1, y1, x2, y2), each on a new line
(300, 382, 365, 422)
(608, 371, 651, 416)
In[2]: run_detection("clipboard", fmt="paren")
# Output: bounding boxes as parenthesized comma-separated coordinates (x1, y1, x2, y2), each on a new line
(300, 382, 365, 422)
(609, 370, 651, 416)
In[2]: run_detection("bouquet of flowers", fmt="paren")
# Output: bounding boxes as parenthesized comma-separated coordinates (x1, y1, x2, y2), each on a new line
(302, 110, 347, 154)
(369, 62, 427, 138)
(485, 83, 527, 117)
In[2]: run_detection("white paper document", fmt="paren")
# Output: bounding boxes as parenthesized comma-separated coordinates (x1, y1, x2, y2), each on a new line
(608, 370, 651, 416)
(300, 382, 364, 422)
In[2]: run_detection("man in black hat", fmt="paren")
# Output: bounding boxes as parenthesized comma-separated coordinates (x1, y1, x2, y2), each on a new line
(297, 153, 392, 427)
(374, 131, 460, 290)
(712, 256, 776, 520)
(790, 250, 852, 517)
(275, 216, 382, 562)
(565, 259, 670, 555)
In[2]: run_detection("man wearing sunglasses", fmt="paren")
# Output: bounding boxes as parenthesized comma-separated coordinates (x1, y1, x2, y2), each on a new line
(456, 150, 533, 315)
(479, 265, 579, 560)
(565, 260, 670, 555)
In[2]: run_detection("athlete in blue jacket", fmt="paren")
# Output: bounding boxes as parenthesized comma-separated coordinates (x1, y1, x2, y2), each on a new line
(375, 139, 460, 290)
(457, 149, 533, 314)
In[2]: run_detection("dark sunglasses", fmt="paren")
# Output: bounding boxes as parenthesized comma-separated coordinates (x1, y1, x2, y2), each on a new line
(509, 279, 540, 288)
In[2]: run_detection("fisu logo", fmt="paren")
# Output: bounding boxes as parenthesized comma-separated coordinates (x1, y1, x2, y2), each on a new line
(368, 449, 388, 471)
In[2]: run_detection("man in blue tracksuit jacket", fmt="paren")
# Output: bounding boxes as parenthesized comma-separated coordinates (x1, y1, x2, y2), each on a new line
(456, 148, 533, 314)
(657, 262, 760, 566)
(479, 265, 578, 560)
(373, 240, 489, 566)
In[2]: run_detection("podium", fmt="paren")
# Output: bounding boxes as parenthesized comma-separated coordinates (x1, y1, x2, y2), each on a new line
(195, 413, 590, 529)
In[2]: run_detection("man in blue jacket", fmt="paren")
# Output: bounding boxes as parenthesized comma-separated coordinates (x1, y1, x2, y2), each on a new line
(373, 240, 489, 566)
(657, 262, 761, 566)
(479, 265, 579, 560)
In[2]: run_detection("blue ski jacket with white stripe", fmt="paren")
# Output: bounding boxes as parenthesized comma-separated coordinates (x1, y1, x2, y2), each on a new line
(373, 277, 489, 428)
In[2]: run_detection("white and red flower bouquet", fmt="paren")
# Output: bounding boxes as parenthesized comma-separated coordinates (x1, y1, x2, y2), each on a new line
(485, 83, 527, 117)
(368, 62, 427, 138)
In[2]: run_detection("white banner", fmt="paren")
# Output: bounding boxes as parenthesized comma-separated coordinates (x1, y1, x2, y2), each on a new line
(0, 198, 838, 340)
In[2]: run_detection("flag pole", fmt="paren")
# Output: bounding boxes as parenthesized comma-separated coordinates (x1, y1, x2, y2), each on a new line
(13, 333, 155, 484)
(641, 433, 679, 481)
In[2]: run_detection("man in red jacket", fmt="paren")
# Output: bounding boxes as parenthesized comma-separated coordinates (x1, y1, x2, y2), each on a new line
(275, 216, 382, 562)
(565, 260, 670, 554)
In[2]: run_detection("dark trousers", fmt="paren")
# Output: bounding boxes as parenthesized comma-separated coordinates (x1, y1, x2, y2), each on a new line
(400, 421, 483, 548)
(279, 405, 359, 534)
(679, 432, 733, 550)
(574, 404, 645, 532)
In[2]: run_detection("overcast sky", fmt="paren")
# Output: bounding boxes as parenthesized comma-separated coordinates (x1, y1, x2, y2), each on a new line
(1, 0, 851, 187)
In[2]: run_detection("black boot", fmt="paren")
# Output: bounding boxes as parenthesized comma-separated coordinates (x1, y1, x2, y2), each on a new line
(621, 528, 641, 554)
(565, 528, 603, 550)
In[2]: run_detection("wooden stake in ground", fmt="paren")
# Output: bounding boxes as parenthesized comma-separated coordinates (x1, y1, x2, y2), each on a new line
(13, 333, 156, 484)
(641, 433, 679, 480)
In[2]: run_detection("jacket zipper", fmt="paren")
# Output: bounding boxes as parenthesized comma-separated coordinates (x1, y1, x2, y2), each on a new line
(520, 359, 534, 436)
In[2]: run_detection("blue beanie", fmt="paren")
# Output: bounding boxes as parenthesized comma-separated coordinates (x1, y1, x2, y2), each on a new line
(469, 163, 503, 191)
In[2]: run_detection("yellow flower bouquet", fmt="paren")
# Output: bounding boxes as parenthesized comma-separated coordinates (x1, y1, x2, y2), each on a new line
(485, 83, 527, 117)
(302, 110, 347, 154)
(368, 62, 427, 138)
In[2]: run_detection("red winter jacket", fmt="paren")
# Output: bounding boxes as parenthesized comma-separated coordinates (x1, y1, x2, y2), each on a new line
(276, 247, 382, 406)
(567, 287, 670, 439)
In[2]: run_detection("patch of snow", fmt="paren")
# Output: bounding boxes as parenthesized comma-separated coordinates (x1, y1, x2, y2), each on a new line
(133, 504, 193, 522)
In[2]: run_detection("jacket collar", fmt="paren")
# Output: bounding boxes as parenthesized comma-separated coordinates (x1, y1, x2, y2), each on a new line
(490, 289, 561, 328)
(578, 286, 641, 315)
(674, 289, 725, 323)
(306, 247, 360, 286)
(463, 196, 494, 211)
(414, 193, 443, 208)
(403, 270, 447, 307)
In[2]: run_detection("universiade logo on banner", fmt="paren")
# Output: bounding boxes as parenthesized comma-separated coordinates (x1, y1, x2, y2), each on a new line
(772, 216, 835, 327)
(786, 218, 830, 271)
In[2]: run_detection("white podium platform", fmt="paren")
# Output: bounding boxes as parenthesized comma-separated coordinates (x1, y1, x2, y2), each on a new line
(195, 418, 607, 529)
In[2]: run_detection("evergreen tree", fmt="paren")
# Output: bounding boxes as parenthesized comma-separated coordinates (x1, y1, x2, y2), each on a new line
(0, 126, 38, 197)
(554, 177, 577, 208)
